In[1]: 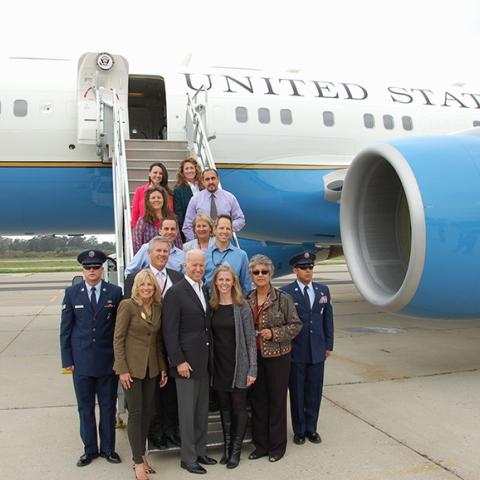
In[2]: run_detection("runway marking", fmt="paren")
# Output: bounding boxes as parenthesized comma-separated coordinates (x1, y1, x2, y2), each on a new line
(323, 396, 466, 480)
(0, 286, 69, 292)
(325, 367, 480, 386)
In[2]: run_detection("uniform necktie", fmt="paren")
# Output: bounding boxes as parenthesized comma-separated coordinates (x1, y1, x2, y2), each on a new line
(303, 286, 311, 310)
(210, 193, 218, 220)
(91, 286, 97, 310)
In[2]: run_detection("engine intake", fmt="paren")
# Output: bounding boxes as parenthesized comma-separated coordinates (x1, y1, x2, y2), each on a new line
(341, 135, 480, 319)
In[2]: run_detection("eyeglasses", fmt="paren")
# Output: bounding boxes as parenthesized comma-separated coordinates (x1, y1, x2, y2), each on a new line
(83, 265, 101, 270)
(252, 270, 269, 276)
(297, 265, 314, 270)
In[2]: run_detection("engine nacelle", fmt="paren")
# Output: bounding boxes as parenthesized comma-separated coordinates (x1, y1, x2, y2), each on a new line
(340, 135, 480, 319)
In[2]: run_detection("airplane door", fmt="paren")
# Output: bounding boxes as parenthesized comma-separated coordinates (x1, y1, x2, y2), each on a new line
(76, 52, 129, 144)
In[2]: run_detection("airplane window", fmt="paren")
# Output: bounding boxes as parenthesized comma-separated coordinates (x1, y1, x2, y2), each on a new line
(258, 108, 270, 124)
(473, 120, 480, 127)
(363, 113, 375, 128)
(14, 99, 28, 117)
(402, 116, 413, 131)
(280, 109, 292, 125)
(323, 111, 334, 127)
(383, 114, 394, 130)
(235, 106, 248, 123)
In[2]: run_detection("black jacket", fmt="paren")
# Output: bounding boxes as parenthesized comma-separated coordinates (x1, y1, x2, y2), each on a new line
(162, 278, 211, 379)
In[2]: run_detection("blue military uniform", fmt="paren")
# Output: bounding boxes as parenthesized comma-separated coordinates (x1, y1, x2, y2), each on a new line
(281, 252, 334, 439)
(60, 250, 123, 461)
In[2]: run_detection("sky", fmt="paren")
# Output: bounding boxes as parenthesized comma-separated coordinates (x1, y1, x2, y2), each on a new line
(3, 0, 479, 242)
(1, 0, 479, 84)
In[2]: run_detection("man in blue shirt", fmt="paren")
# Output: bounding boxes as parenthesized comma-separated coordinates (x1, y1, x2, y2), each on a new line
(125, 218, 185, 276)
(204, 214, 251, 293)
(182, 169, 245, 241)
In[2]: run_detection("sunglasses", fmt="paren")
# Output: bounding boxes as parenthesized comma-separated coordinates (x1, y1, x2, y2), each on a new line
(297, 265, 314, 270)
(83, 265, 101, 270)
(252, 269, 269, 276)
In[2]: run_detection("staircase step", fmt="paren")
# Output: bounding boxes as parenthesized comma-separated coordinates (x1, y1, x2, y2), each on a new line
(125, 139, 188, 151)
(126, 139, 189, 199)
(126, 149, 189, 161)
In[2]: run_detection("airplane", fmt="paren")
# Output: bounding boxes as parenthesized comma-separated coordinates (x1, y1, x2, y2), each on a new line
(1, 52, 480, 319)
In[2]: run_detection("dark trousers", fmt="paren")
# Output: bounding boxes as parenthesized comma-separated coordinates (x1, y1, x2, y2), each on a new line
(216, 389, 247, 414)
(249, 353, 290, 457)
(72, 372, 118, 455)
(289, 362, 325, 435)
(124, 375, 158, 464)
(176, 376, 209, 463)
(149, 378, 178, 441)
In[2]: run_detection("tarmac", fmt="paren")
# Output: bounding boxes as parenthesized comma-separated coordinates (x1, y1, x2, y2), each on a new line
(1, 265, 480, 480)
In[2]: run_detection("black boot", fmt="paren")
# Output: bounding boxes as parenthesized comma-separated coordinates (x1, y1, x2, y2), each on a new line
(219, 409, 232, 464)
(227, 413, 247, 469)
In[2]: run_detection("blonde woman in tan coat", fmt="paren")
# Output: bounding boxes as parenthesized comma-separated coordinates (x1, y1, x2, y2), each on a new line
(114, 269, 168, 480)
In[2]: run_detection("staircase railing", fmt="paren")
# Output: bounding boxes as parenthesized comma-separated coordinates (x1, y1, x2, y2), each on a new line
(185, 89, 240, 247)
(96, 87, 132, 287)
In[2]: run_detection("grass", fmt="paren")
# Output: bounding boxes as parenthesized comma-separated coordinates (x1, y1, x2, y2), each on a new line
(0, 257, 79, 273)
(0, 254, 346, 274)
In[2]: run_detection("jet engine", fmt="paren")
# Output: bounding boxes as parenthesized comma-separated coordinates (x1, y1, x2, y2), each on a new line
(340, 134, 480, 319)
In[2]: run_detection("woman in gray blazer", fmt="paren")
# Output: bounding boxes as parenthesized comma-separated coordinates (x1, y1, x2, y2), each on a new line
(114, 269, 168, 480)
(209, 264, 257, 469)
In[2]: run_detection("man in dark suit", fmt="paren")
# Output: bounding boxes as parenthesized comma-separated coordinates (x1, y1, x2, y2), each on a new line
(163, 249, 217, 474)
(281, 251, 334, 446)
(60, 250, 123, 467)
(124, 235, 183, 449)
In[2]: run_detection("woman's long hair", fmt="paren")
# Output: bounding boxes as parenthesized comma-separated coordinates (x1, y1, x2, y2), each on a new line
(209, 264, 244, 310)
(143, 186, 170, 225)
(148, 162, 173, 196)
(175, 157, 202, 188)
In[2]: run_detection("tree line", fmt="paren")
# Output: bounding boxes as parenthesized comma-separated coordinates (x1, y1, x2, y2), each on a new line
(0, 236, 115, 258)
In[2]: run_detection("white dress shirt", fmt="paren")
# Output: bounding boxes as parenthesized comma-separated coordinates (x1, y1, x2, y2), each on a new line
(188, 182, 200, 195)
(150, 265, 172, 297)
(185, 275, 206, 311)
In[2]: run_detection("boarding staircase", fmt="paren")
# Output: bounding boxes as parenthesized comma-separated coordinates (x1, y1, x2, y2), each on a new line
(90, 81, 242, 451)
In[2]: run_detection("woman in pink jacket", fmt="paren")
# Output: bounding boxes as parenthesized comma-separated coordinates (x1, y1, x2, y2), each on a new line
(131, 162, 173, 229)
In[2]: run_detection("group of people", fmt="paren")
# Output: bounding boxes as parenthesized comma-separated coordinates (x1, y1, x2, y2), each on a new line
(130, 157, 245, 254)
(60, 157, 334, 480)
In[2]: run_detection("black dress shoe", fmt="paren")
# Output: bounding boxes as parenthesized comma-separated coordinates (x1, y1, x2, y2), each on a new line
(248, 450, 268, 460)
(268, 454, 284, 462)
(100, 451, 122, 463)
(76, 453, 98, 467)
(306, 432, 322, 444)
(197, 455, 217, 465)
(180, 461, 207, 474)
(293, 433, 306, 445)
